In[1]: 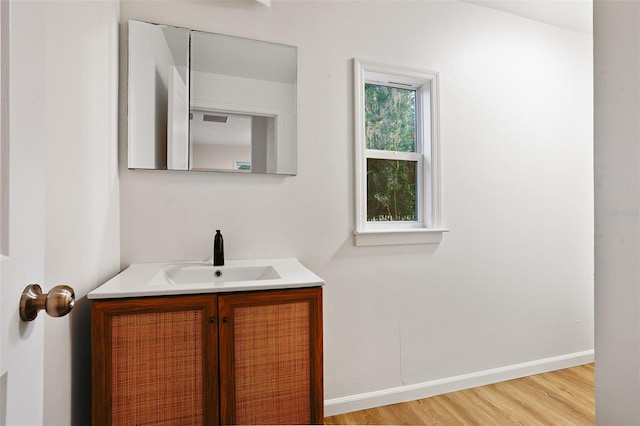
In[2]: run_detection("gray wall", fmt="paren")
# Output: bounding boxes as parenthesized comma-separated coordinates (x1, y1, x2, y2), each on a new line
(594, 0, 640, 424)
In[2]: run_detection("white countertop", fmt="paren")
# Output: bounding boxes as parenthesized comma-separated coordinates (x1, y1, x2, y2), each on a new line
(87, 258, 325, 300)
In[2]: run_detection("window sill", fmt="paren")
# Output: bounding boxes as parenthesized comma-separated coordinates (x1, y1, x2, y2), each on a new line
(353, 228, 449, 246)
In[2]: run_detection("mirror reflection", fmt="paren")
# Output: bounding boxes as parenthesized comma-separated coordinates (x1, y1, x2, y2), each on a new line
(128, 21, 189, 170)
(190, 110, 277, 173)
(127, 20, 297, 175)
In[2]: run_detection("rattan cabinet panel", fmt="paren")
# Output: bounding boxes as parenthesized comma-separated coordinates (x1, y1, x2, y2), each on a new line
(92, 287, 323, 426)
(219, 287, 324, 425)
(91, 295, 218, 426)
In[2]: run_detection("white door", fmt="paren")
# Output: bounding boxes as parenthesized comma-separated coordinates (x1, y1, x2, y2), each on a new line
(0, 0, 47, 424)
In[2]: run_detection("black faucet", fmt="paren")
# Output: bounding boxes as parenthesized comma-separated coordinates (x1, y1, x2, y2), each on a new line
(214, 230, 224, 266)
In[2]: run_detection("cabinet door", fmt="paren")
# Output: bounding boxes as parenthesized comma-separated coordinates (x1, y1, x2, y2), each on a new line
(218, 287, 323, 425)
(91, 295, 218, 426)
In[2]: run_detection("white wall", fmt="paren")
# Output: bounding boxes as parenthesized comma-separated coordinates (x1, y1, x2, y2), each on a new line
(42, 1, 121, 425)
(192, 143, 250, 170)
(594, 1, 640, 424)
(120, 0, 593, 414)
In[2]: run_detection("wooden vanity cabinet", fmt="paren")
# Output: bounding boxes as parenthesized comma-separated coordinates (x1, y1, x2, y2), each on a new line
(91, 287, 323, 425)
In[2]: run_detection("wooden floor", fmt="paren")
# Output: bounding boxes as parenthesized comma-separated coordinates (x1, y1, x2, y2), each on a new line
(325, 364, 594, 425)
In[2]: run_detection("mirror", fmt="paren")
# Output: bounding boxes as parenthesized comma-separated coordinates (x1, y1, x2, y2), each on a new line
(127, 20, 297, 175)
(128, 21, 189, 170)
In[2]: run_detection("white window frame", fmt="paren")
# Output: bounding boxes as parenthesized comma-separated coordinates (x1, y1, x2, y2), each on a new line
(354, 59, 448, 246)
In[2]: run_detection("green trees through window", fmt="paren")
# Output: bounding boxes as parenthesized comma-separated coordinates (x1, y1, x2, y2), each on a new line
(367, 159, 417, 221)
(365, 84, 416, 152)
(365, 84, 418, 221)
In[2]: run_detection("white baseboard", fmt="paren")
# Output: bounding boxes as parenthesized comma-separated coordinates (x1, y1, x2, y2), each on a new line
(324, 349, 594, 416)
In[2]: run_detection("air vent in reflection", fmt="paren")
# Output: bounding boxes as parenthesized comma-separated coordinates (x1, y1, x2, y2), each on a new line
(203, 114, 228, 123)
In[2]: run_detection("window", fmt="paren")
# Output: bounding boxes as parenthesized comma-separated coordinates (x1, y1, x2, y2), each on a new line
(354, 59, 447, 246)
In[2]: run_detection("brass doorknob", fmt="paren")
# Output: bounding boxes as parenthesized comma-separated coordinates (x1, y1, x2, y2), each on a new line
(19, 284, 75, 322)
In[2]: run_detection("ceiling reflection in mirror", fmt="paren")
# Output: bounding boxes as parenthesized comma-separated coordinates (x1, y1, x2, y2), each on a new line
(127, 20, 297, 175)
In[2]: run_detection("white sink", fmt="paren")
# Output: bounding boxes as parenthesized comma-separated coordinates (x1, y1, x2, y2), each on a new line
(87, 258, 324, 299)
(164, 264, 280, 285)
